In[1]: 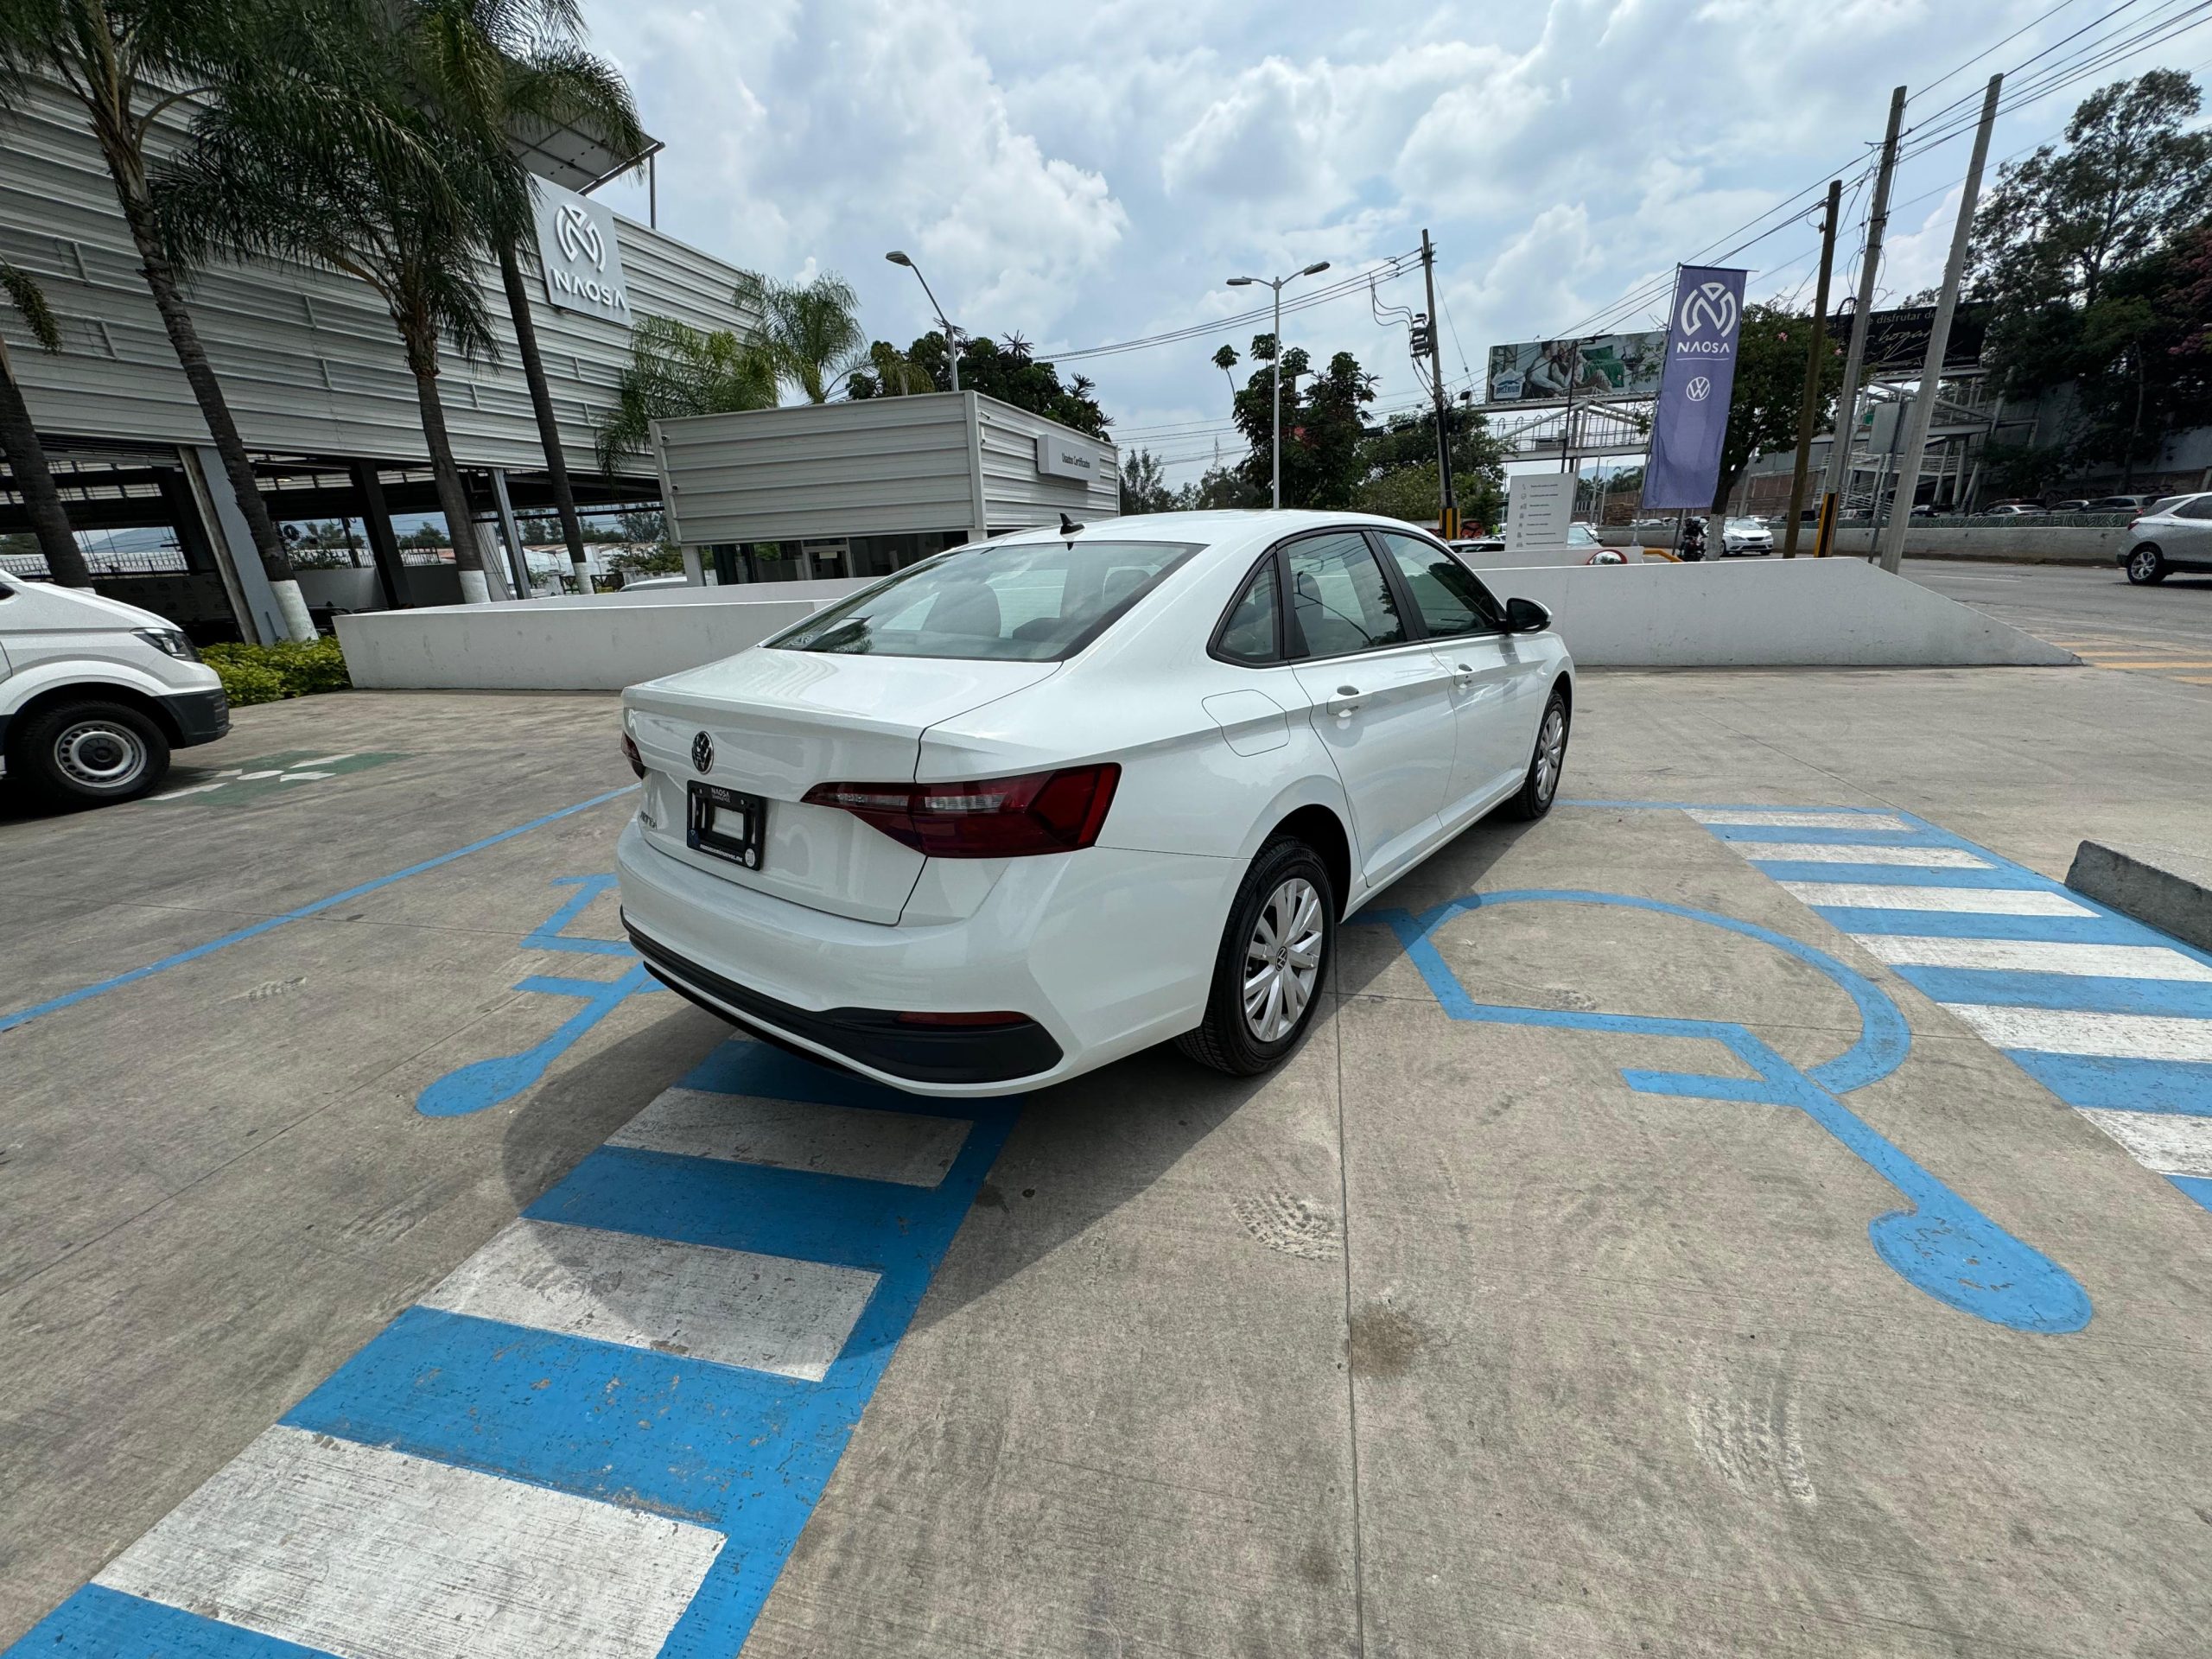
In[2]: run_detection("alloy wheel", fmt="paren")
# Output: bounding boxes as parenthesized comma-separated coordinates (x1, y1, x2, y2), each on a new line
(1242, 876, 1324, 1043)
(54, 720, 147, 791)
(1533, 704, 1567, 804)
(2129, 550, 2160, 582)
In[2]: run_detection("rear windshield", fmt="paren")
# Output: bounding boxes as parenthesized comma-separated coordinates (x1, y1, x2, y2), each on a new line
(770, 539, 1198, 661)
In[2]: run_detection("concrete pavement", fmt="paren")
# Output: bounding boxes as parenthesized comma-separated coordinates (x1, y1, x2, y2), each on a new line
(5, 667, 2212, 1656)
(1903, 557, 2212, 686)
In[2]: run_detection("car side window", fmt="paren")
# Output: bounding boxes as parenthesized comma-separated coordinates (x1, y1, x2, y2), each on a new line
(1567, 524, 1599, 548)
(1372, 531, 1503, 637)
(1216, 558, 1281, 664)
(2175, 497, 2212, 520)
(1284, 532, 1408, 658)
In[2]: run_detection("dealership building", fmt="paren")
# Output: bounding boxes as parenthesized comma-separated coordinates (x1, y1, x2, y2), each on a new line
(1, 87, 1116, 646)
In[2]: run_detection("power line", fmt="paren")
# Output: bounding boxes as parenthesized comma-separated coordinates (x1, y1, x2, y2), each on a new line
(1907, 0, 2095, 108)
(1041, 250, 1422, 362)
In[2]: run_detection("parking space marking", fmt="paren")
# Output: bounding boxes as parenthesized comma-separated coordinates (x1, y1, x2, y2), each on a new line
(1726, 840, 1992, 868)
(1649, 801, 2212, 1217)
(1853, 937, 2212, 981)
(611, 1085, 974, 1186)
(418, 1217, 880, 1382)
(1777, 881, 2094, 915)
(92, 1425, 722, 1659)
(10, 1039, 1020, 1656)
(0, 787, 636, 1035)
(1687, 808, 1913, 830)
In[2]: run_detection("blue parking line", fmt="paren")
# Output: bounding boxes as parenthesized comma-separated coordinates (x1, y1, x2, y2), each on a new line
(2001, 1051, 2212, 1116)
(2169, 1174, 2212, 1212)
(10, 1586, 332, 1656)
(1891, 965, 2212, 1019)
(1746, 861, 2062, 889)
(0, 786, 637, 1035)
(1701, 823, 1962, 847)
(1802, 908, 2152, 942)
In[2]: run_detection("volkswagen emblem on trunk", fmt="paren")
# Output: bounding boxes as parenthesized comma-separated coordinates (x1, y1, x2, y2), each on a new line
(691, 732, 714, 773)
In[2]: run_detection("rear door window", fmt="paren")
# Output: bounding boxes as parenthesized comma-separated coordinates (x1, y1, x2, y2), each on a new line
(1216, 559, 1281, 664)
(1371, 531, 1503, 638)
(1284, 532, 1408, 658)
(2175, 497, 2212, 520)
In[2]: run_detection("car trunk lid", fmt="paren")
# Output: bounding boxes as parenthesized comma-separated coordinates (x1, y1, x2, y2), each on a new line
(626, 648, 1059, 924)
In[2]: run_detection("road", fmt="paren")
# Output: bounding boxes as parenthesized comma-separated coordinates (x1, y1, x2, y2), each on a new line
(1903, 556, 2212, 686)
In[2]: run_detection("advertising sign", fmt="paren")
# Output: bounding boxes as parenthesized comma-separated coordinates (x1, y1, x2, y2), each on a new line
(1486, 330, 1667, 404)
(1821, 302, 1988, 372)
(1505, 473, 1575, 553)
(1035, 433, 1109, 482)
(1640, 266, 1748, 511)
(531, 179, 630, 324)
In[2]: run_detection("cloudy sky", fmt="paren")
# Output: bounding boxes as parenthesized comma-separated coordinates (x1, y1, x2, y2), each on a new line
(578, 0, 2212, 483)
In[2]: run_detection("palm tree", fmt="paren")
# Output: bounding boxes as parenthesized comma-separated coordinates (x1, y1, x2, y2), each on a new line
(0, 260, 92, 587)
(0, 0, 317, 638)
(593, 314, 778, 473)
(159, 34, 512, 601)
(738, 269, 867, 404)
(1213, 343, 1240, 403)
(401, 0, 641, 596)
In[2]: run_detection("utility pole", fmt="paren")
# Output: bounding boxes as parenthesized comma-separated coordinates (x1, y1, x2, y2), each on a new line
(1815, 85, 1905, 558)
(1783, 181, 1843, 558)
(1878, 73, 2001, 575)
(1226, 260, 1331, 508)
(1418, 230, 1459, 537)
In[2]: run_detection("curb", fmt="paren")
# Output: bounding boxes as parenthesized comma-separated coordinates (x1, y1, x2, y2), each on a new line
(2065, 842, 2212, 956)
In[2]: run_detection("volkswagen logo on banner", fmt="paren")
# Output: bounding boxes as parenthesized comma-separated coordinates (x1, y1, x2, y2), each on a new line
(691, 732, 715, 774)
(1678, 280, 1739, 340)
(1685, 376, 1713, 402)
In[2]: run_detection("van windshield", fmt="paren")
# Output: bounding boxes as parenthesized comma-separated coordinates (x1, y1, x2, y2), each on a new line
(771, 539, 1198, 661)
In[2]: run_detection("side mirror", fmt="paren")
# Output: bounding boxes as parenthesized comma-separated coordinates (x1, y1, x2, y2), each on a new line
(1504, 596, 1550, 633)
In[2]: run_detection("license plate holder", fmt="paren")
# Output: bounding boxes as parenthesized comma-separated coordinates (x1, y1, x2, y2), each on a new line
(686, 781, 768, 869)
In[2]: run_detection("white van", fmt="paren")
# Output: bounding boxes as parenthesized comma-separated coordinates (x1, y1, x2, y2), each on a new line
(0, 574, 230, 808)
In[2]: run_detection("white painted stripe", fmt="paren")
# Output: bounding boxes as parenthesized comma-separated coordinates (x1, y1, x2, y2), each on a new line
(98, 1426, 723, 1659)
(289, 753, 356, 767)
(1780, 882, 2092, 916)
(1855, 936, 2212, 982)
(2075, 1109, 2212, 1177)
(1940, 1004, 2212, 1064)
(1688, 809, 1912, 830)
(421, 1218, 877, 1382)
(1730, 841, 1991, 868)
(612, 1085, 970, 1187)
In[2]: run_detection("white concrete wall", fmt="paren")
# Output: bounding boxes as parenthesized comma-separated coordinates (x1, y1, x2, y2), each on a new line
(1478, 558, 2077, 668)
(336, 580, 873, 691)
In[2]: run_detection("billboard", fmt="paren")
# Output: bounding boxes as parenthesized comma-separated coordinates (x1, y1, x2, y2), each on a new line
(1486, 330, 1667, 404)
(1641, 266, 1749, 512)
(1820, 302, 1988, 372)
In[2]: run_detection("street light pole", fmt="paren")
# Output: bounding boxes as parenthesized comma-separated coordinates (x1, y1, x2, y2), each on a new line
(1227, 260, 1331, 508)
(885, 251, 961, 393)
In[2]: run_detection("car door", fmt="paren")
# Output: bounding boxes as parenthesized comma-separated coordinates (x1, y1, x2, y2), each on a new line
(2166, 495, 2212, 569)
(1278, 530, 1456, 885)
(1370, 529, 1546, 818)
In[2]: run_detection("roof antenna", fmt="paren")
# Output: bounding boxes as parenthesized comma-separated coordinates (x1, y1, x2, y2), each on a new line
(1059, 512, 1084, 537)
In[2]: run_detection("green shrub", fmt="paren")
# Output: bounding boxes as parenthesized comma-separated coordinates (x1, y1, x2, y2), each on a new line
(203, 637, 352, 706)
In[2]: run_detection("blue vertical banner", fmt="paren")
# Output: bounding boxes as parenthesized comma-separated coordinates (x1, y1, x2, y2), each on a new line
(1640, 265, 1749, 510)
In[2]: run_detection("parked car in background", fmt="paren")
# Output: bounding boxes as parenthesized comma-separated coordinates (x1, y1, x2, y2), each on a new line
(1719, 517, 1773, 556)
(1449, 537, 1505, 556)
(616, 511, 1575, 1095)
(2094, 495, 2151, 513)
(2120, 493, 2212, 585)
(1982, 502, 2038, 516)
(2050, 499, 2091, 513)
(0, 572, 230, 808)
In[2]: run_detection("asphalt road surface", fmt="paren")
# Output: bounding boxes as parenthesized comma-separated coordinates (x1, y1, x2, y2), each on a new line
(1902, 556, 2212, 687)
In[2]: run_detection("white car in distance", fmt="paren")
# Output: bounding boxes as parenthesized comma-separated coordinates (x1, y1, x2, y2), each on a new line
(616, 511, 1575, 1096)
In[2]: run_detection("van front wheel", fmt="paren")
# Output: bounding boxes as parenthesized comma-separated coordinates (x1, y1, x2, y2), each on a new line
(10, 700, 169, 807)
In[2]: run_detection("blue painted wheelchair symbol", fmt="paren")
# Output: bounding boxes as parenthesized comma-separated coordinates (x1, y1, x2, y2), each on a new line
(1361, 890, 2092, 1335)
(417, 876, 664, 1119)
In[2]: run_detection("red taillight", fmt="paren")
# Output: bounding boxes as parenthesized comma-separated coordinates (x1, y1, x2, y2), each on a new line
(620, 731, 646, 779)
(803, 763, 1120, 858)
(2127, 517, 2141, 531)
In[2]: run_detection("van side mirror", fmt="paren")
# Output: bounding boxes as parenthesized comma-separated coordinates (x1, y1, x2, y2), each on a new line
(1504, 596, 1550, 633)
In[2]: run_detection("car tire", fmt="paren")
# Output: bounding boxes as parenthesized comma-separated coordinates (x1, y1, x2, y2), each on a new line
(1503, 687, 1571, 823)
(7, 699, 170, 808)
(2126, 546, 2168, 585)
(1177, 836, 1335, 1077)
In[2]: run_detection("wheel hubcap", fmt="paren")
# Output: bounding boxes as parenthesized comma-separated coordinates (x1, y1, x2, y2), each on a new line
(2133, 551, 2156, 578)
(1533, 705, 1567, 802)
(1243, 876, 1324, 1043)
(54, 721, 146, 788)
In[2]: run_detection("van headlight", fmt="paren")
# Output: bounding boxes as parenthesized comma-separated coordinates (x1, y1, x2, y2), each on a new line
(134, 627, 200, 663)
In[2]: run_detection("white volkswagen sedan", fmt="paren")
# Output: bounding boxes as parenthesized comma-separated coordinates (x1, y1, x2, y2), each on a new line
(615, 511, 1574, 1096)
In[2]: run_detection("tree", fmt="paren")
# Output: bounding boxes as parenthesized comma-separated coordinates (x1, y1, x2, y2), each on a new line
(0, 0, 318, 637)
(160, 25, 513, 602)
(1211, 343, 1239, 403)
(593, 315, 777, 472)
(1712, 302, 1844, 512)
(1183, 461, 1263, 510)
(842, 340, 933, 397)
(402, 0, 644, 596)
(738, 269, 867, 403)
(1355, 407, 1507, 528)
(1228, 336, 1375, 507)
(1119, 448, 1175, 514)
(855, 332, 1112, 437)
(0, 258, 92, 586)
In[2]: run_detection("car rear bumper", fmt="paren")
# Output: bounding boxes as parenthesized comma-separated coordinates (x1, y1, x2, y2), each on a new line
(614, 818, 1236, 1096)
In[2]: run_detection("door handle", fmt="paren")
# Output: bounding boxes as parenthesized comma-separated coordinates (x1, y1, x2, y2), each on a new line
(1332, 684, 1360, 719)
